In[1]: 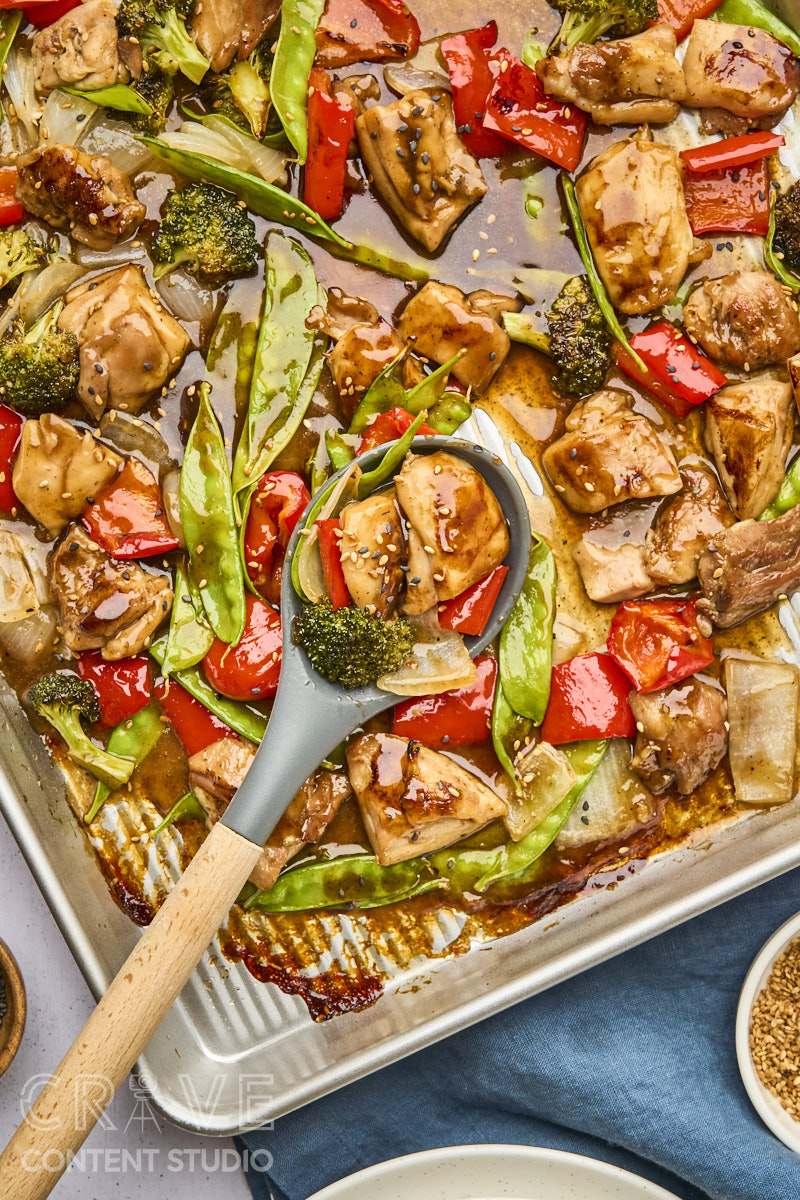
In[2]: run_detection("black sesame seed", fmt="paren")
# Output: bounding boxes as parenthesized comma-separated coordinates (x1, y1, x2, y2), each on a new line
(772, 180, 781, 190)
(370, 130, 378, 138)
(716, 242, 725, 251)
(143, 362, 153, 371)
(122, 571, 130, 580)
(581, 815, 589, 825)
(69, 541, 79, 552)
(726, 241, 733, 251)
(691, 361, 701, 369)
(431, 94, 440, 101)
(421, 152, 430, 164)
(88, 281, 97, 290)
(749, 27, 756, 34)
(87, 385, 95, 395)
(731, 170, 740, 182)
(358, 875, 366, 887)
(251, 686, 261, 694)
(85, 497, 93, 504)
(94, 363, 103, 374)
(412, 105, 423, 116)
(371, 550, 381, 559)
(440, 735, 450, 743)
(398, 123, 408, 132)
(512, 125, 522, 132)
(413, 183, 420, 195)
(732, 39, 742, 47)
(463, 124, 471, 134)
(666, 364, 677, 373)
(623, 529, 630, 537)
(409, 139, 417, 152)
(582, 800, 589, 811)
(475, 111, 483, 120)
(431, 180, 438, 191)
(396, 147, 405, 158)
(410, 576, 421, 585)
(76, 113, 86, 122)
(489, 351, 496, 360)
(154, 508, 163, 517)
(569, 447, 577, 459)
(162, 600, 168, 611)
(350, 16, 357, 26)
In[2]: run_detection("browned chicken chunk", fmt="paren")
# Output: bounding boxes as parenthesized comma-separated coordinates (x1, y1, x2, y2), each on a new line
(536, 24, 687, 125)
(188, 737, 351, 891)
(397, 281, 510, 394)
(59, 266, 190, 418)
(32, 0, 130, 92)
(572, 537, 652, 603)
(542, 389, 682, 514)
(644, 466, 735, 586)
(697, 504, 800, 627)
(15, 145, 145, 251)
(12, 415, 122, 537)
(191, 0, 280, 73)
(339, 489, 406, 617)
(576, 135, 705, 314)
(346, 733, 506, 865)
(307, 287, 404, 417)
(704, 380, 793, 520)
(630, 678, 728, 795)
(683, 271, 800, 369)
(356, 89, 487, 252)
(394, 450, 510, 601)
(683, 21, 800, 120)
(49, 525, 172, 660)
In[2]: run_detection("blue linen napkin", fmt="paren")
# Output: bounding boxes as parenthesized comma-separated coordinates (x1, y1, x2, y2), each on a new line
(241, 867, 800, 1200)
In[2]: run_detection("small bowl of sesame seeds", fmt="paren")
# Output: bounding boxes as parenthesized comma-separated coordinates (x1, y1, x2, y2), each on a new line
(736, 912, 800, 1153)
(0, 937, 25, 1078)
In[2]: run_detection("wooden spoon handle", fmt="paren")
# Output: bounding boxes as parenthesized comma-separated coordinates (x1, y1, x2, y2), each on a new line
(0, 821, 263, 1200)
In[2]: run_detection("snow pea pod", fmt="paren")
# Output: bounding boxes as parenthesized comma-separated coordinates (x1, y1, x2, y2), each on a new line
(271, 0, 326, 163)
(491, 682, 530, 797)
(160, 561, 214, 678)
(404, 352, 464, 415)
(149, 790, 207, 838)
(181, 382, 246, 645)
(427, 392, 473, 435)
(499, 533, 557, 724)
(0, 12, 21, 80)
(84, 703, 165, 825)
(62, 83, 154, 115)
(759, 453, 800, 520)
(205, 276, 263, 422)
(356, 410, 428, 498)
(325, 428, 356, 470)
(245, 854, 446, 913)
(149, 638, 268, 743)
(715, 0, 800, 55)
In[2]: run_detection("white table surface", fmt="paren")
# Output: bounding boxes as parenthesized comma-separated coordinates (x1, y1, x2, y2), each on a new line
(0, 821, 255, 1200)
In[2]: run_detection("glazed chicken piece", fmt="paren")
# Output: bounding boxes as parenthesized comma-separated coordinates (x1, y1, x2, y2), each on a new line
(397, 281, 511, 394)
(394, 450, 510, 601)
(331, 74, 381, 121)
(32, 0, 130, 92)
(346, 733, 506, 865)
(683, 272, 800, 370)
(572, 537, 652, 604)
(704, 380, 793, 520)
(49, 525, 172, 660)
(356, 89, 487, 253)
(542, 389, 682, 515)
(308, 288, 404, 418)
(644, 466, 735, 586)
(15, 145, 145, 251)
(191, 0, 280, 73)
(536, 24, 687, 125)
(189, 738, 351, 891)
(630, 678, 728, 795)
(59, 266, 190, 418)
(683, 21, 800, 121)
(339, 489, 407, 618)
(11, 414, 122, 537)
(576, 135, 705, 314)
(697, 504, 800, 627)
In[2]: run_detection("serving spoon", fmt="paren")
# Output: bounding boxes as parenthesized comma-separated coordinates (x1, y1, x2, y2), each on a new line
(0, 436, 531, 1199)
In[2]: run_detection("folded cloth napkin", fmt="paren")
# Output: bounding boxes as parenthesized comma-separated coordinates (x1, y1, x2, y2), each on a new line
(241, 866, 800, 1200)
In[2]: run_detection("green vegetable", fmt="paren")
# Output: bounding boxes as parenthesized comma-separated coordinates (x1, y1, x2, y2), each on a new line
(121, 67, 174, 134)
(28, 674, 134, 791)
(349, 352, 467, 437)
(150, 639, 269, 742)
(561, 174, 647, 374)
(714, 0, 800, 55)
(116, 0, 210, 84)
(325, 428, 357, 470)
(85, 703, 166, 824)
(522, 30, 547, 65)
(150, 181, 260, 286)
(138, 138, 429, 281)
(0, 11, 21, 86)
(245, 854, 446, 912)
(548, 0, 658, 55)
(356, 410, 428, 499)
(348, 351, 408, 434)
(181, 382, 246, 645)
(504, 275, 612, 399)
(227, 38, 273, 138)
(499, 534, 557, 724)
(204, 275, 262, 414)
(161, 561, 215, 677)
(294, 598, 417, 689)
(0, 227, 43, 292)
(62, 83, 154, 115)
(0, 302, 80, 417)
(758, 453, 800, 520)
(149, 790, 207, 838)
(427, 392, 473, 435)
(491, 683, 530, 797)
(766, 183, 800, 291)
(271, 0, 326, 162)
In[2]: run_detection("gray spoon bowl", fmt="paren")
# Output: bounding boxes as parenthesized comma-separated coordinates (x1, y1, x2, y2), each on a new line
(223, 436, 532, 849)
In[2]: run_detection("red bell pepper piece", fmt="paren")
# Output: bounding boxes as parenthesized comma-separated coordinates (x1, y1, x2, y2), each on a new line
(243, 470, 310, 607)
(617, 321, 728, 419)
(392, 654, 497, 746)
(540, 653, 635, 745)
(82, 457, 180, 559)
(440, 23, 507, 158)
(22, 0, 81, 26)
(0, 168, 24, 226)
(77, 651, 152, 730)
(683, 158, 769, 236)
(438, 565, 508, 637)
(154, 679, 237, 757)
(0, 403, 22, 514)
(358, 407, 437, 454)
(657, 0, 723, 42)
(315, 517, 352, 610)
(304, 67, 356, 221)
(607, 599, 714, 693)
(315, 0, 420, 69)
(203, 594, 282, 702)
(681, 132, 785, 173)
(483, 50, 587, 173)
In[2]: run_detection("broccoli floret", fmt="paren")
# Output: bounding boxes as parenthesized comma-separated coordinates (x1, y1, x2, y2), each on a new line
(116, 0, 209, 84)
(503, 275, 611, 398)
(121, 66, 174, 135)
(150, 181, 259, 286)
(293, 600, 416, 690)
(548, 0, 658, 55)
(28, 674, 134, 790)
(773, 181, 800, 277)
(0, 228, 43, 292)
(198, 37, 272, 137)
(0, 302, 79, 417)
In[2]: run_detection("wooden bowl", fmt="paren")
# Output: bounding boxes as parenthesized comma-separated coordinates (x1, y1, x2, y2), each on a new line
(0, 939, 26, 1077)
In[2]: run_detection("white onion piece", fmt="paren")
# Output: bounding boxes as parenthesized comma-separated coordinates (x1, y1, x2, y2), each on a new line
(161, 119, 289, 184)
(504, 742, 576, 841)
(724, 654, 799, 806)
(378, 620, 476, 697)
(0, 606, 58, 663)
(79, 118, 155, 175)
(98, 410, 174, 468)
(556, 739, 656, 849)
(17, 260, 87, 328)
(161, 469, 185, 547)
(0, 530, 41, 623)
(297, 464, 361, 603)
(4, 49, 39, 147)
(39, 89, 99, 147)
(155, 270, 217, 325)
(74, 241, 150, 269)
(384, 42, 451, 96)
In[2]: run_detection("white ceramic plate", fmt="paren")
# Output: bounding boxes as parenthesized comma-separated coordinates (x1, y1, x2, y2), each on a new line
(306, 1144, 682, 1200)
(736, 910, 800, 1154)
